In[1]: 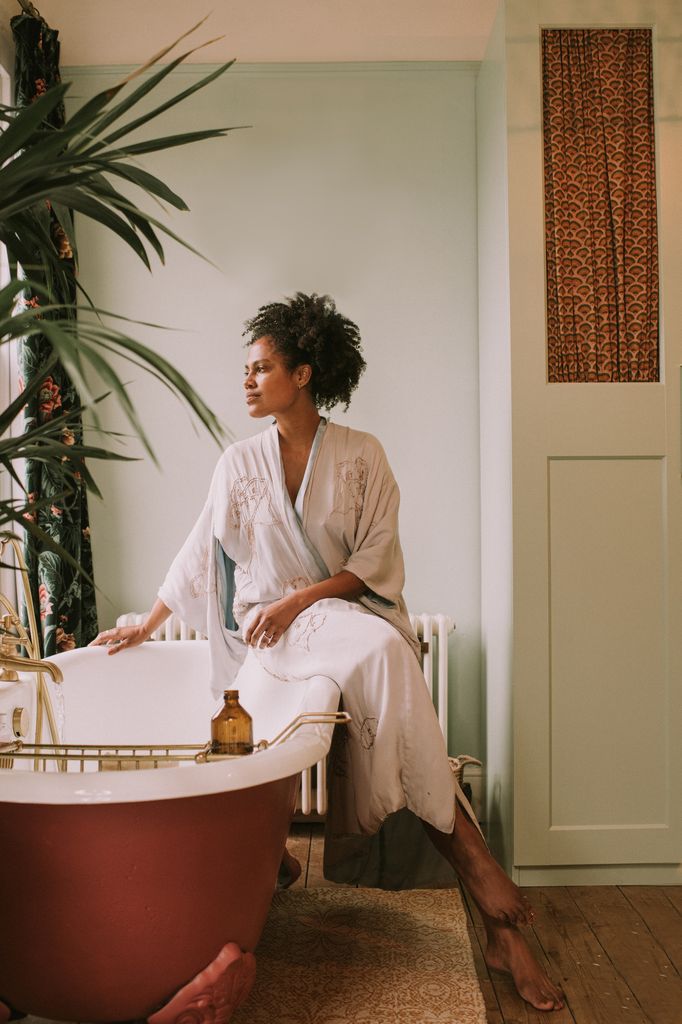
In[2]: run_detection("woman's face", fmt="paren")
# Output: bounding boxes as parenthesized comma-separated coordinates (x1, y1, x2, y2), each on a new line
(243, 336, 310, 419)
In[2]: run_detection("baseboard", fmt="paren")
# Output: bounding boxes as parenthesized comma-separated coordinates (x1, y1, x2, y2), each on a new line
(515, 863, 682, 886)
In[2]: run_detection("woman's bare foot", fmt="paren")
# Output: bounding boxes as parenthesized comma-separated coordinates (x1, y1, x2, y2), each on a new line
(425, 807, 534, 926)
(485, 920, 565, 1012)
(277, 845, 302, 890)
(422, 805, 561, 1009)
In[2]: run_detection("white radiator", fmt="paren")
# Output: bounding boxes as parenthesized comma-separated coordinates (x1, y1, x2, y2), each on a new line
(116, 610, 455, 816)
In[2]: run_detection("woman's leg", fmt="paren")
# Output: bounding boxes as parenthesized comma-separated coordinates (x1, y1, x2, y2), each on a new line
(277, 845, 302, 890)
(423, 805, 565, 1012)
(424, 800, 532, 926)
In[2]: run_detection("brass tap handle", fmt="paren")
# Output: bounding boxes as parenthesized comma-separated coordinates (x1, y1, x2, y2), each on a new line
(0, 635, 24, 656)
(0, 612, 25, 642)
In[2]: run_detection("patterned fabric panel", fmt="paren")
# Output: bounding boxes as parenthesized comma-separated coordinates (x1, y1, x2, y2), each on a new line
(11, 12, 98, 654)
(542, 29, 659, 383)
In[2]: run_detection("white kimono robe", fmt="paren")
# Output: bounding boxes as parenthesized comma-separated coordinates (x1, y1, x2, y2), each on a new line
(159, 420, 461, 879)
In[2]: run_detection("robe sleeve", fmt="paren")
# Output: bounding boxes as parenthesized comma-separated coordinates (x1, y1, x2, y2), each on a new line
(157, 450, 248, 696)
(157, 488, 215, 635)
(343, 439, 406, 607)
(157, 449, 235, 635)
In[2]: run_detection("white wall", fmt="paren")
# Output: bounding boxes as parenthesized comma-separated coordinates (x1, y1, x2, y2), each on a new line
(66, 62, 483, 755)
(476, 5, 513, 868)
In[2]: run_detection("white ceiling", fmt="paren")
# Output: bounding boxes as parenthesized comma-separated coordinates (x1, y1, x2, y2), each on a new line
(32, 0, 499, 65)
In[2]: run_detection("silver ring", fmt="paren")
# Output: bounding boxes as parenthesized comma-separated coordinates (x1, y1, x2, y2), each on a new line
(263, 633, 274, 642)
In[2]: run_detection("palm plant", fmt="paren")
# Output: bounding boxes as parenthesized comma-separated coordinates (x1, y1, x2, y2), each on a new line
(0, 20, 239, 564)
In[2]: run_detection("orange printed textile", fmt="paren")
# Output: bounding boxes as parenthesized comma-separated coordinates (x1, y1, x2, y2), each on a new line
(542, 29, 659, 383)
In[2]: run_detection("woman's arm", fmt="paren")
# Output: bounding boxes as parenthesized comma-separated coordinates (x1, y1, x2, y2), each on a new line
(89, 597, 173, 655)
(245, 570, 365, 647)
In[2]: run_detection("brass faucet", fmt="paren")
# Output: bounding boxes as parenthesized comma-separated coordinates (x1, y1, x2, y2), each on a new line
(0, 652, 63, 684)
(0, 625, 64, 684)
(0, 535, 64, 755)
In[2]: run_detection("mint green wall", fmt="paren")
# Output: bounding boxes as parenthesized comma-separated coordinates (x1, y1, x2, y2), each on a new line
(64, 62, 482, 756)
(476, 9, 513, 869)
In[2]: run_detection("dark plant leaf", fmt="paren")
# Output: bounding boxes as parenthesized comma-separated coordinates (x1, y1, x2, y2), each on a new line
(0, 84, 69, 164)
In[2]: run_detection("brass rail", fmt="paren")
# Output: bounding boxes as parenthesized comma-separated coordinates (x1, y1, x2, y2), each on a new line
(1, 532, 63, 766)
(1, 712, 351, 773)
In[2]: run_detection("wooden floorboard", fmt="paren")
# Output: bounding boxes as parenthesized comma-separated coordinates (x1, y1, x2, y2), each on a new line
(569, 886, 682, 1024)
(289, 828, 682, 1024)
(529, 887, 649, 1024)
(662, 886, 682, 916)
(463, 886, 576, 1024)
(620, 886, 682, 978)
(304, 822, 336, 888)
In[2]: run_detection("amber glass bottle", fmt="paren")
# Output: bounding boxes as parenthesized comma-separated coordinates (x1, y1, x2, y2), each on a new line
(210, 690, 254, 755)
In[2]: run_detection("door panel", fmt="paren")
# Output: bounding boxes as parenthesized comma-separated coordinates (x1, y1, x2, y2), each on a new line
(548, 456, 667, 830)
(507, 3, 682, 871)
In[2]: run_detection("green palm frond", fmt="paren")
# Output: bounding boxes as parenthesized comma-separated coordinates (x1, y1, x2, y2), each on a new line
(0, 77, 244, 287)
(1, 21, 242, 546)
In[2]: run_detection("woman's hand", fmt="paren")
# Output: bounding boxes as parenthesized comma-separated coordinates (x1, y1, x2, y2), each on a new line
(89, 624, 150, 656)
(89, 600, 170, 655)
(244, 572, 366, 649)
(245, 594, 303, 648)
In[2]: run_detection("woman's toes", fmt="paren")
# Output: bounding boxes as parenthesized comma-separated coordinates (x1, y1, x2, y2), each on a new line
(525, 985, 564, 1012)
(519, 897, 535, 925)
(510, 903, 532, 927)
(541, 985, 565, 1010)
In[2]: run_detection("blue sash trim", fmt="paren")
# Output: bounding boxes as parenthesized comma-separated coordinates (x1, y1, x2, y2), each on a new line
(216, 539, 238, 631)
(282, 418, 331, 583)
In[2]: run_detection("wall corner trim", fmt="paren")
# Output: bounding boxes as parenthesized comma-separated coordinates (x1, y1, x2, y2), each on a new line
(61, 60, 482, 79)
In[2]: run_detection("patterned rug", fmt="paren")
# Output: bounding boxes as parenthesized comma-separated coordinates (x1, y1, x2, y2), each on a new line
(231, 886, 488, 1024)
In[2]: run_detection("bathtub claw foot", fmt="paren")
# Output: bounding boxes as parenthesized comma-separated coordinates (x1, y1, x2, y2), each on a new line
(0, 997, 25, 1022)
(147, 942, 256, 1024)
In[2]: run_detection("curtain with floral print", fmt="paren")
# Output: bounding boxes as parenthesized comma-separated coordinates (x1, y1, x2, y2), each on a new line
(11, 12, 98, 655)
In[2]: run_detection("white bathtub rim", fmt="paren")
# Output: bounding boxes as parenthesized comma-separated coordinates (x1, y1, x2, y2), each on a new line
(1, 643, 341, 804)
(0, 724, 334, 804)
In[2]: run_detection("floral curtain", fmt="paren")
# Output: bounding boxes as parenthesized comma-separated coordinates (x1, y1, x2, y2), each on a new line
(542, 29, 659, 383)
(11, 12, 98, 654)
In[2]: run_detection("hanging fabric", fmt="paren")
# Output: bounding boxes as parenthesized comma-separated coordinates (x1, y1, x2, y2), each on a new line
(542, 29, 659, 383)
(11, 10, 98, 654)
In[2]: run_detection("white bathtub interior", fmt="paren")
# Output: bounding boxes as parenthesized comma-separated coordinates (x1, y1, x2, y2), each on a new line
(52, 640, 324, 748)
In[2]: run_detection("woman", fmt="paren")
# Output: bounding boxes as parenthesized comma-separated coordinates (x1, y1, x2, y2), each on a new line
(91, 293, 564, 1012)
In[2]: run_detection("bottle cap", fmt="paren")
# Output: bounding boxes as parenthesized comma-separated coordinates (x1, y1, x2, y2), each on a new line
(224, 689, 239, 699)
